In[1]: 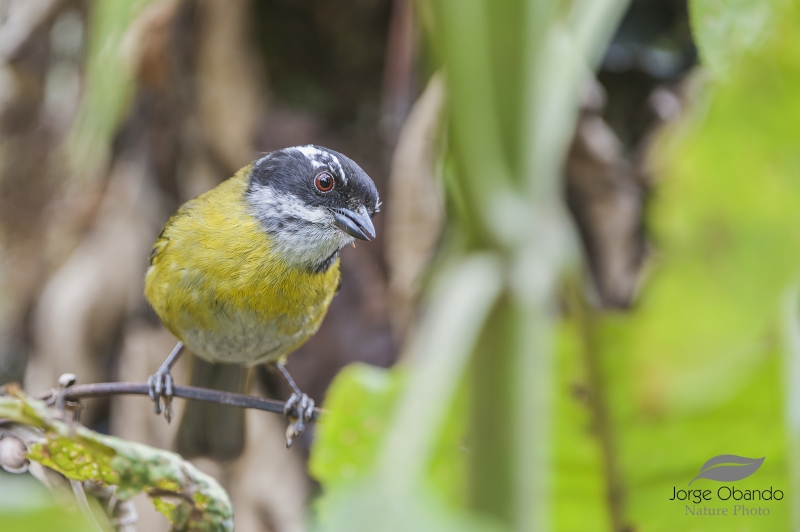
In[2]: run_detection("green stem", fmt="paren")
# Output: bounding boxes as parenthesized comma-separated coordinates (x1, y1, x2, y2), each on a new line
(569, 282, 629, 532)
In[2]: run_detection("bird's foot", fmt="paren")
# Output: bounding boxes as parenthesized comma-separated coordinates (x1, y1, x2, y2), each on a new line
(283, 392, 315, 448)
(147, 367, 175, 423)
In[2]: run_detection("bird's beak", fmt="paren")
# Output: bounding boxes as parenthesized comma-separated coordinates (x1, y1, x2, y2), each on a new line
(333, 205, 375, 241)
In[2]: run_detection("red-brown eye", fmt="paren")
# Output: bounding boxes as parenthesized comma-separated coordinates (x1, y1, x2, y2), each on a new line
(315, 172, 334, 192)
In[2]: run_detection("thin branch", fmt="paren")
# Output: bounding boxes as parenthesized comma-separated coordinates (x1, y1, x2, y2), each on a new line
(35, 382, 323, 421)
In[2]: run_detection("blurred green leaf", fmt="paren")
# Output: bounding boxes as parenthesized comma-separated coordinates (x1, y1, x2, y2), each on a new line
(313, 482, 506, 532)
(67, 0, 157, 181)
(551, 321, 610, 532)
(318, 0, 626, 528)
(373, 253, 503, 493)
(783, 285, 800, 529)
(428, 0, 514, 245)
(689, 0, 784, 78)
(427, 1, 627, 529)
(310, 361, 470, 513)
(310, 364, 404, 489)
(551, 1, 800, 529)
(0, 473, 92, 532)
(643, 0, 800, 413)
(311, 255, 502, 530)
(0, 388, 234, 532)
(608, 325, 789, 531)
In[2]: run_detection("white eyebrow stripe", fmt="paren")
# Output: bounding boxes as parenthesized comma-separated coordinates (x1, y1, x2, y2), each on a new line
(293, 145, 347, 185)
(327, 154, 345, 184)
(292, 146, 325, 168)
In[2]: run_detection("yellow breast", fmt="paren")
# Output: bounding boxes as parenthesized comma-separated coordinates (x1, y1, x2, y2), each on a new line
(144, 166, 340, 365)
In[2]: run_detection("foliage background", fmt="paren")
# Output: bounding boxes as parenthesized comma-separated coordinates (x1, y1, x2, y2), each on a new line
(0, 0, 797, 531)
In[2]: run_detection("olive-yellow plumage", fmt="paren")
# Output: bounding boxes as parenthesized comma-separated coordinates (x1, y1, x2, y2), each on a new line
(145, 166, 340, 365)
(144, 145, 378, 457)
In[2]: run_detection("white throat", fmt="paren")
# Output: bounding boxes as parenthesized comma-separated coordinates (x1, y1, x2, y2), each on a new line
(247, 182, 353, 271)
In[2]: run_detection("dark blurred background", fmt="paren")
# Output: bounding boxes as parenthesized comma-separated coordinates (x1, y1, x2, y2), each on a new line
(0, 0, 695, 530)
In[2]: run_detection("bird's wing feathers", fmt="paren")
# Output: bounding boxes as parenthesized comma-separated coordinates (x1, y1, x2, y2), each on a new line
(149, 197, 200, 267)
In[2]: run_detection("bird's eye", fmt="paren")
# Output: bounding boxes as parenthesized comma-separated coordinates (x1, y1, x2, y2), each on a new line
(314, 172, 334, 192)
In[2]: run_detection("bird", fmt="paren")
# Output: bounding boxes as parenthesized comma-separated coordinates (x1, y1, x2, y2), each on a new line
(143, 145, 379, 458)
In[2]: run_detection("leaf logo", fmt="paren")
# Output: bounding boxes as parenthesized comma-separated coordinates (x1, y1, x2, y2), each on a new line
(689, 455, 765, 486)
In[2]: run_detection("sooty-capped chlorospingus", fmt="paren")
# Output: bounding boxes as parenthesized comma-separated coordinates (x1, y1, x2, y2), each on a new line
(144, 145, 379, 457)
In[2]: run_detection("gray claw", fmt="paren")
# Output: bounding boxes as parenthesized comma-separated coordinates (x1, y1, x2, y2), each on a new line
(164, 373, 173, 397)
(163, 374, 174, 422)
(283, 393, 314, 448)
(284, 393, 298, 417)
(147, 374, 161, 414)
(147, 369, 174, 421)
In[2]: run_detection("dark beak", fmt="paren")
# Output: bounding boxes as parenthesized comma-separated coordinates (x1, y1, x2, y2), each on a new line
(333, 205, 375, 241)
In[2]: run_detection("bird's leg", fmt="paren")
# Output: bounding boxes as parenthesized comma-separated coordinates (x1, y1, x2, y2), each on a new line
(277, 363, 314, 448)
(147, 342, 184, 423)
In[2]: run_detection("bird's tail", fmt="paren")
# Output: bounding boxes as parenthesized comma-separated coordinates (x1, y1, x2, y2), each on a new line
(175, 356, 252, 461)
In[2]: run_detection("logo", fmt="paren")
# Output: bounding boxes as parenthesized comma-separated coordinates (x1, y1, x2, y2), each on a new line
(670, 454, 783, 517)
(689, 455, 764, 485)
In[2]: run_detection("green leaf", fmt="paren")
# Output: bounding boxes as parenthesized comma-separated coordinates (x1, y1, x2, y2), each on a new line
(0, 473, 93, 532)
(313, 482, 507, 532)
(0, 389, 234, 532)
(312, 376, 471, 523)
(309, 364, 404, 489)
(551, 321, 610, 532)
(310, 255, 502, 529)
(314, 365, 467, 504)
(689, 0, 786, 77)
(67, 0, 158, 181)
(310, 362, 470, 514)
(552, 2, 800, 529)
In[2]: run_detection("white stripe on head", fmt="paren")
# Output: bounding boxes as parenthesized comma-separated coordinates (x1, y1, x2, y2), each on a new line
(292, 146, 326, 169)
(292, 145, 347, 185)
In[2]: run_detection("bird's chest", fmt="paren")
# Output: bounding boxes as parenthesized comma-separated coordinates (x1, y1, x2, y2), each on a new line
(180, 261, 340, 365)
(155, 227, 341, 365)
(182, 309, 324, 365)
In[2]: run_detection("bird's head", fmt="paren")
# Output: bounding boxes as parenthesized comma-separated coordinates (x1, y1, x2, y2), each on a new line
(247, 145, 380, 272)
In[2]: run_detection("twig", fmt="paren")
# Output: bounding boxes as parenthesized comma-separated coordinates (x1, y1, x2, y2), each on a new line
(35, 382, 323, 421)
